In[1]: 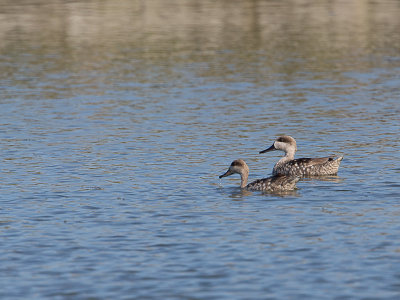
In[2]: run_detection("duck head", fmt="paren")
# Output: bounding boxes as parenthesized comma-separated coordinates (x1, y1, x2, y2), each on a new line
(219, 159, 249, 179)
(259, 135, 297, 154)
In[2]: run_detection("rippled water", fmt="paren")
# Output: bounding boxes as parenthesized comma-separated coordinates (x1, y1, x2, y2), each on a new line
(1, 0, 400, 299)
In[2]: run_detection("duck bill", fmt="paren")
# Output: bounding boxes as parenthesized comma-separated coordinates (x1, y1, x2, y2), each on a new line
(259, 144, 276, 154)
(219, 169, 234, 179)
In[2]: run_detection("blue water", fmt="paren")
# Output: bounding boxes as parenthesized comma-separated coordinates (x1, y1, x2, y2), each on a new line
(1, 1, 400, 299)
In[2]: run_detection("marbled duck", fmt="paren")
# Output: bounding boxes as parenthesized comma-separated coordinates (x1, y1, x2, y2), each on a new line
(219, 159, 299, 192)
(259, 136, 343, 176)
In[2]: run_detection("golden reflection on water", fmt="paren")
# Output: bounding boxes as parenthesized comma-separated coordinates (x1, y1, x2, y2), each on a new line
(1, 0, 399, 71)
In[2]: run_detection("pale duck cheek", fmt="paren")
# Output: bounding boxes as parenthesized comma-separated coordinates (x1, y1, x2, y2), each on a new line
(274, 141, 287, 151)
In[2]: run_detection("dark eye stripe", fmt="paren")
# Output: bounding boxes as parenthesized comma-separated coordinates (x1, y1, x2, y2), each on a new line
(277, 136, 292, 143)
(231, 161, 241, 167)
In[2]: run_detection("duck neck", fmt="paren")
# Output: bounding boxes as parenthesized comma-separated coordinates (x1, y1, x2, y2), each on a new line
(240, 170, 249, 188)
(277, 149, 295, 165)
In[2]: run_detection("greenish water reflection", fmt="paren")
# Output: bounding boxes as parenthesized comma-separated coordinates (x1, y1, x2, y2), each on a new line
(1, 0, 399, 80)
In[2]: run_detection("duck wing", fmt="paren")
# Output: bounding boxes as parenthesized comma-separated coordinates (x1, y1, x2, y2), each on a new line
(247, 175, 299, 191)
(291, 157, 335, 167)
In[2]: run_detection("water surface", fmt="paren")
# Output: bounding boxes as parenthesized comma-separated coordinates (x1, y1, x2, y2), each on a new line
(1, 1, 400, 299)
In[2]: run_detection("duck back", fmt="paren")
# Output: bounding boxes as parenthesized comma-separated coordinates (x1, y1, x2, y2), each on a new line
(273, 156, 343, 176)
(246, 175, 299, 192)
